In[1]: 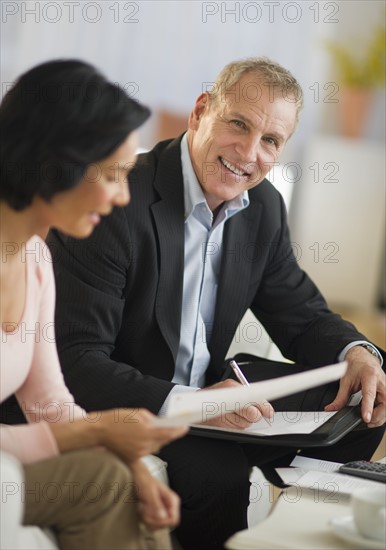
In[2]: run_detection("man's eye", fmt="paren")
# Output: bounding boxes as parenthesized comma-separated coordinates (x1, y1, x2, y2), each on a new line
(263, 136, 278, 146)
(231, 119, 246, 129)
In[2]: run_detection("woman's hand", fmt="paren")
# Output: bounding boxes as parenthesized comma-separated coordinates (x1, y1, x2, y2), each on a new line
(49, 407, 188, 463)
(131, 460, 180, 530)
(98, 408, 188, 463)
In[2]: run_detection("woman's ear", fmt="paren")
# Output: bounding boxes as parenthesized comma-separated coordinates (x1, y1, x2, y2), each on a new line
(188, 93, 210, 131)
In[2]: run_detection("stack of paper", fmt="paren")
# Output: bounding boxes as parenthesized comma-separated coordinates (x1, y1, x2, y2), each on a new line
(277, 455, 385, 493)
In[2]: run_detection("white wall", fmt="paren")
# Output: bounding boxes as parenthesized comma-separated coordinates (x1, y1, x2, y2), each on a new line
(1, 0, 384, 307)
(290, 135, 385, 308)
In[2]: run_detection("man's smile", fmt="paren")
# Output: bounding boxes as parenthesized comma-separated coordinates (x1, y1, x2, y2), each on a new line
(219, 156, 251, 178)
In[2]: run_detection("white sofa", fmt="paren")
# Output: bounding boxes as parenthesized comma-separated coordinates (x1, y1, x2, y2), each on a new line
(1, 451, 59, 550)
(0, 452, 171, 550)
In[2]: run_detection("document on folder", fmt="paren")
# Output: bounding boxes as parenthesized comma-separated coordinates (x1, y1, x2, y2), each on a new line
(190, 410, 338, 436)
(153, 362, 347, 427)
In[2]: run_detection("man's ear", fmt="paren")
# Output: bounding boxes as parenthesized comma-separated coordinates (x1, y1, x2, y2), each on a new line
(188, 93, 210, 131)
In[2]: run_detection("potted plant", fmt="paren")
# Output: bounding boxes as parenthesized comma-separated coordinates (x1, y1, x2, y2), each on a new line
(326, 26, 386, 137)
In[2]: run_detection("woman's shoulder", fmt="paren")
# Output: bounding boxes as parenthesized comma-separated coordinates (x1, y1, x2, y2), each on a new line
(25, 234, 54, 285)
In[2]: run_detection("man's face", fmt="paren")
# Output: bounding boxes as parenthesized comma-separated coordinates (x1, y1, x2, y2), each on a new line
(187, 73, 297, 211)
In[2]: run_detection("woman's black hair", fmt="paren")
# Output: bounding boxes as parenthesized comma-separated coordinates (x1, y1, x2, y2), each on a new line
(0, 59, 150, 210)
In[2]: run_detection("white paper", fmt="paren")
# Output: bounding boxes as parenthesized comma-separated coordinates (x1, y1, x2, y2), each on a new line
(243, 410, 337, 436)
(154, 362, 347, 427)
(290, 455, 342, 472)
(187, 410, 338, 436)
(275, 467, 305, 484)
(275, 456, 342, 484)
(152, 414, 202, 427)
(348, 390, 362, 406)
(276, 469, 384, 494)
(277, 456, 385, 495)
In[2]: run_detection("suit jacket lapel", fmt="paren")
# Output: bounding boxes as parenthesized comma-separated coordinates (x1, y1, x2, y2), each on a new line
(151, 137, 185, 360)
(208, 200, 263, 377)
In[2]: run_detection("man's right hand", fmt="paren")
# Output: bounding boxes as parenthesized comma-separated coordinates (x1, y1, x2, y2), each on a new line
(198, 379, 274, 429)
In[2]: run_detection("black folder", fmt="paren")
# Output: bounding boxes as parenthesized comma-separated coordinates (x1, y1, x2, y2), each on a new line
(190, 356, 364, 447)
(189, 404, 363, 447)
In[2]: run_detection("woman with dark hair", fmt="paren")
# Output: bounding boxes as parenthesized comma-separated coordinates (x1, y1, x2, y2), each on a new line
(0, 60, 187, 550)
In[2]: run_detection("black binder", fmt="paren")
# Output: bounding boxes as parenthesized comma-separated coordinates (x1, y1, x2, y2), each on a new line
(189, 404, 363, 447)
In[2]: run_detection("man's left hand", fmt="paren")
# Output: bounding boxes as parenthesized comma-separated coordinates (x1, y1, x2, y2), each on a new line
(325, 346, 385, 427)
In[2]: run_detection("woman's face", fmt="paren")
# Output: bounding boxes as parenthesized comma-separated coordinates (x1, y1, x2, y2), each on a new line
(43, 131, 139, 238)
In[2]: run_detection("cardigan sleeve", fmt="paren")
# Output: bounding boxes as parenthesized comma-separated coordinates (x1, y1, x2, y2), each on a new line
(0, 237, 84, 464)
(0, 422, 59, 464)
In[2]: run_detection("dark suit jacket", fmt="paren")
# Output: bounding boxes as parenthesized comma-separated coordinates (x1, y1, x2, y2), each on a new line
(47, 135, 366, 414)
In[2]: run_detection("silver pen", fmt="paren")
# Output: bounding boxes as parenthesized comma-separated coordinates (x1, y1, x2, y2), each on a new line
(229, 360, 272, 426)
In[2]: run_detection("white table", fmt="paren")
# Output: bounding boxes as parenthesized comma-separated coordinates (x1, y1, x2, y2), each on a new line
(226, 487, 360, 550)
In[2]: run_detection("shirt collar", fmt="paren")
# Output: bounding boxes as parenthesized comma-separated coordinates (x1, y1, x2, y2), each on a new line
(180, 134, 249, 222)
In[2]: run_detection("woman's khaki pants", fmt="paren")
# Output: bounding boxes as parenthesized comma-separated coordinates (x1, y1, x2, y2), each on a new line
(23, 449, 171, 550)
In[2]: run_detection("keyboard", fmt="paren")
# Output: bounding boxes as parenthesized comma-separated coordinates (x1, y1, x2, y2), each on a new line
(339, 460, 386, 483)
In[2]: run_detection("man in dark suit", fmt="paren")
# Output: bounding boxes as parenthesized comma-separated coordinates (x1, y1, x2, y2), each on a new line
(48, 58, 385, 549)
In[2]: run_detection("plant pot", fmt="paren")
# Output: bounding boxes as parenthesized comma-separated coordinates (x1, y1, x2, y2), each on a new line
(338, 87, 373, 138)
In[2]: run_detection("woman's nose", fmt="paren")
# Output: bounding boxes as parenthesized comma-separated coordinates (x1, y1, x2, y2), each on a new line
(114, 179, 130, 206)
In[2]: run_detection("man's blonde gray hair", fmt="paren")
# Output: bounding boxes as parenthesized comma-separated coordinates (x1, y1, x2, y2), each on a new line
(209, 57, 304, 121)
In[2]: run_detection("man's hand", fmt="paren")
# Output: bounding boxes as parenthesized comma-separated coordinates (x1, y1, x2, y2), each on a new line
(131, 460, 180, 530)
(325, 346, 385, 427)
(198, 379, 274, 429)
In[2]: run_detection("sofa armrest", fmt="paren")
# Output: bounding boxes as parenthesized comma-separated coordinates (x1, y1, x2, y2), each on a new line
(1, 451, 59, 550)
(141, 455, 169, 485)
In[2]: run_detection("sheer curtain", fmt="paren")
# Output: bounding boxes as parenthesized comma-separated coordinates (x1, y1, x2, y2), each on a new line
(2, 1, 384, 306)
(1, 0, 334, 148)
(2, 1, 383, 145)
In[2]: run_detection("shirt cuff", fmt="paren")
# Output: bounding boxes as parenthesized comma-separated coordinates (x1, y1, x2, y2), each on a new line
(339, 341, 383, 367)
(158, 385, 200, 417)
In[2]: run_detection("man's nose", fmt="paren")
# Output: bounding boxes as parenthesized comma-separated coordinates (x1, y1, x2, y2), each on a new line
(235, 134, 260, 164)
(235, 135, 275, 183)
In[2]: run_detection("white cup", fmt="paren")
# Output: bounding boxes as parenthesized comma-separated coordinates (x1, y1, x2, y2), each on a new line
(351, 487, 386, 542)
